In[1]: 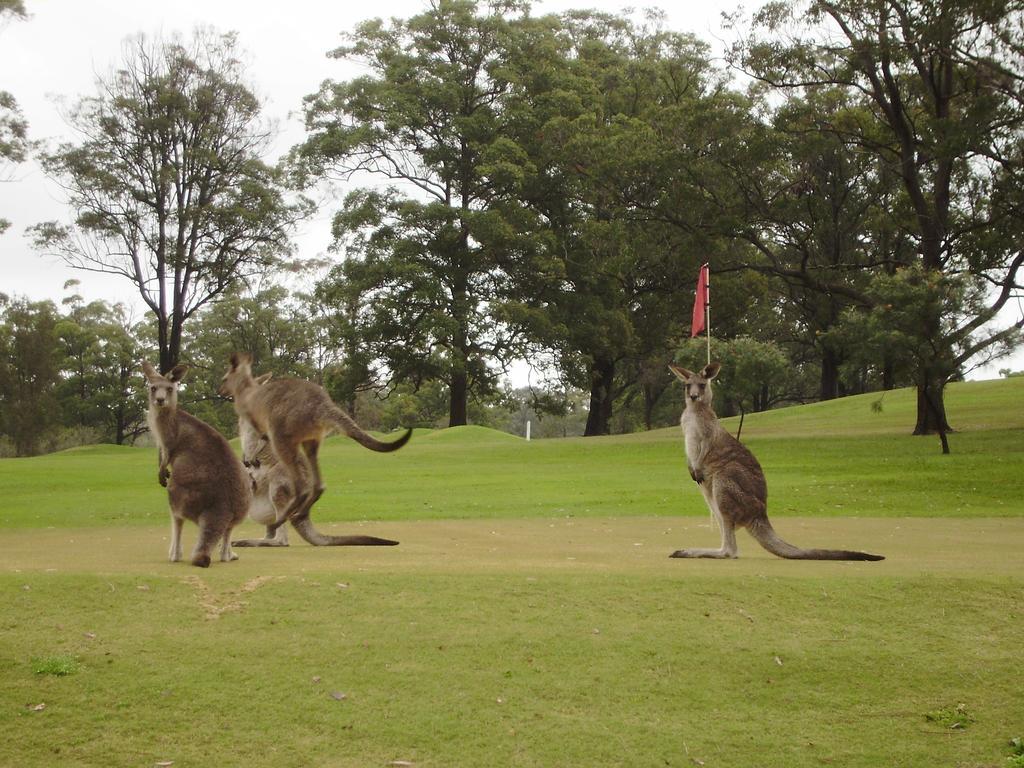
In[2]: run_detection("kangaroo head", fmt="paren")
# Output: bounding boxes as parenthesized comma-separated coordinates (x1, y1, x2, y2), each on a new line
(669, 362, 721, 406)
(219, 352, 256, 399)
(142, 361, 188, 410)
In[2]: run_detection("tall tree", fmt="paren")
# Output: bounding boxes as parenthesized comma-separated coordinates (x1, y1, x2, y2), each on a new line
(32, 29, 309, 372)
(0, 0, 29, 234)
(501, 11, 722, 435)
(736, 0, 1024, 435)
(732, 88, 911, 400)
(295, 0, 543, 427)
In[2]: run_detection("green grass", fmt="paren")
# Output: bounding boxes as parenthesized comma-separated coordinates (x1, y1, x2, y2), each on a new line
(1, 378, 1022, 766)
(30, 654, 81, 677)
(2, 378, 1023, 529)
(2, 557, 1021, 767)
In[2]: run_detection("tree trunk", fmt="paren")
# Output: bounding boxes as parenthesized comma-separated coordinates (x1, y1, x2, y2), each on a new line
(913, 372, 952, 452)
(584, 357, 615, 436)
(820, 347, 840, 401)
(642, 383, 656, 431)
(448, 367, 468, 427)
(157, 315, 171, 374)
(448, 258, 470, 428)
(882, 357, 895, 390)
(166, 308, 184, 372)
(641, 379, 668, 431)
(447, 308, 470, 427)
(114, 403, 126, 445)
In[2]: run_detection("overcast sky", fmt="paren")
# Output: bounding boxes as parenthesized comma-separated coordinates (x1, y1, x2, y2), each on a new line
(2, 0, 1021, 379)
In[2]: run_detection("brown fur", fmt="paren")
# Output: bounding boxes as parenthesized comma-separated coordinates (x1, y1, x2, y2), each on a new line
(231, 384, 399, 547)
(219, 353, 411, 536)
(142, 361, 250, 567)
(668, 362, 884, 561)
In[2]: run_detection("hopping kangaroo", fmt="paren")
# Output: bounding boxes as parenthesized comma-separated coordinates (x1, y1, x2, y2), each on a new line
(669, 362, 884, 561)
(219, 352, 411, 538)
(231, 378, 399, 547)
(143, 361, 251, 567)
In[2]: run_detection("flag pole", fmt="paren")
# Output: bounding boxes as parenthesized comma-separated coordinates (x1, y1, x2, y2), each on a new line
(704, 263, 711, 366)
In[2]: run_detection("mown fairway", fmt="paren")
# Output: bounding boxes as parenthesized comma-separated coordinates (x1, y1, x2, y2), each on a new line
(1, 378, 1022, 767)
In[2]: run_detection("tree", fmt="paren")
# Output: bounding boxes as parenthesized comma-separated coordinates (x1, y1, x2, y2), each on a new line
(32, 29, 310, 373)
(724, 88, 911, 400)
(312, 268, 386, 417)
(0, 0, 29, 234)
(736, 0, 1024, 435)
(499, 10, 722, 435)
(0, 295, 63, 456)
(295, 0, 546, 427)
(55, 283, 146, 445)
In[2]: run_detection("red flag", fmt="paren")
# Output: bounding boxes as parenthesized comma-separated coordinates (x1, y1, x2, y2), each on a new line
(691, 263, 709, 338)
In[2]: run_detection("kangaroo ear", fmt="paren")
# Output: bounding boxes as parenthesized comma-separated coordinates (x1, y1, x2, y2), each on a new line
(167, 364, 189, 383)
(702, 362, 721, 380)
(254, 372, 273, 386)
(141, 361, 157, 381)
(230, 352, 253, 370)
(669, 364, 695, 382)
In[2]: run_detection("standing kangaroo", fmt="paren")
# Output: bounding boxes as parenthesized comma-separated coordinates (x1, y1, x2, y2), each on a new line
(219, 352, 411, 536)
(668, 362, 884, 561)
(143, 361, 251, 567)
(231, 377, 399, 547)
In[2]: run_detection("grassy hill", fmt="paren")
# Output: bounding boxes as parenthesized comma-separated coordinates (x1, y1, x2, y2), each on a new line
(720, 375, 1024, 436)
(1, 377, 1021, 529)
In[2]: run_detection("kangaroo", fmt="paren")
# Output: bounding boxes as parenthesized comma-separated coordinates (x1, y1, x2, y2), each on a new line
(231, 377, 399, 547)
(218, 352, 411, 536)
(668, 362, 884, 561)
(143, 361, 251, 567)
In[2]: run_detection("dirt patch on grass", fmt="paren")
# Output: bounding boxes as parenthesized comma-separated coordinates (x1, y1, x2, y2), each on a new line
(181, 574, 275, 619)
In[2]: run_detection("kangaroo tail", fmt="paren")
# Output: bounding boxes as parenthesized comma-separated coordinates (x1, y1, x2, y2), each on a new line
(330, 407, 412, 453)
(747, 518, 884, 561)
(291, 517, 399, 546)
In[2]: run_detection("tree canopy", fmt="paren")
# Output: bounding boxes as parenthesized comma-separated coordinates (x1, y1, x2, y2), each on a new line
(32, 29, 311, 372)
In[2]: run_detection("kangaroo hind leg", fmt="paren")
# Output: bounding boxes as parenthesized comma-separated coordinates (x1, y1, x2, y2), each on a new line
(670, 481, 738, 559)
(297, 439, 325, 519)
(266, 439, 311, 533)
(168, 513, 184, 562)
(190, 526, 216, 568)
(283, 440, 324, 527)
(219, 522, 239, 562)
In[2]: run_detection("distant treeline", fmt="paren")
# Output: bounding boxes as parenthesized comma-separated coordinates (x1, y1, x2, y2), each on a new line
(2, 282, 949, 457)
